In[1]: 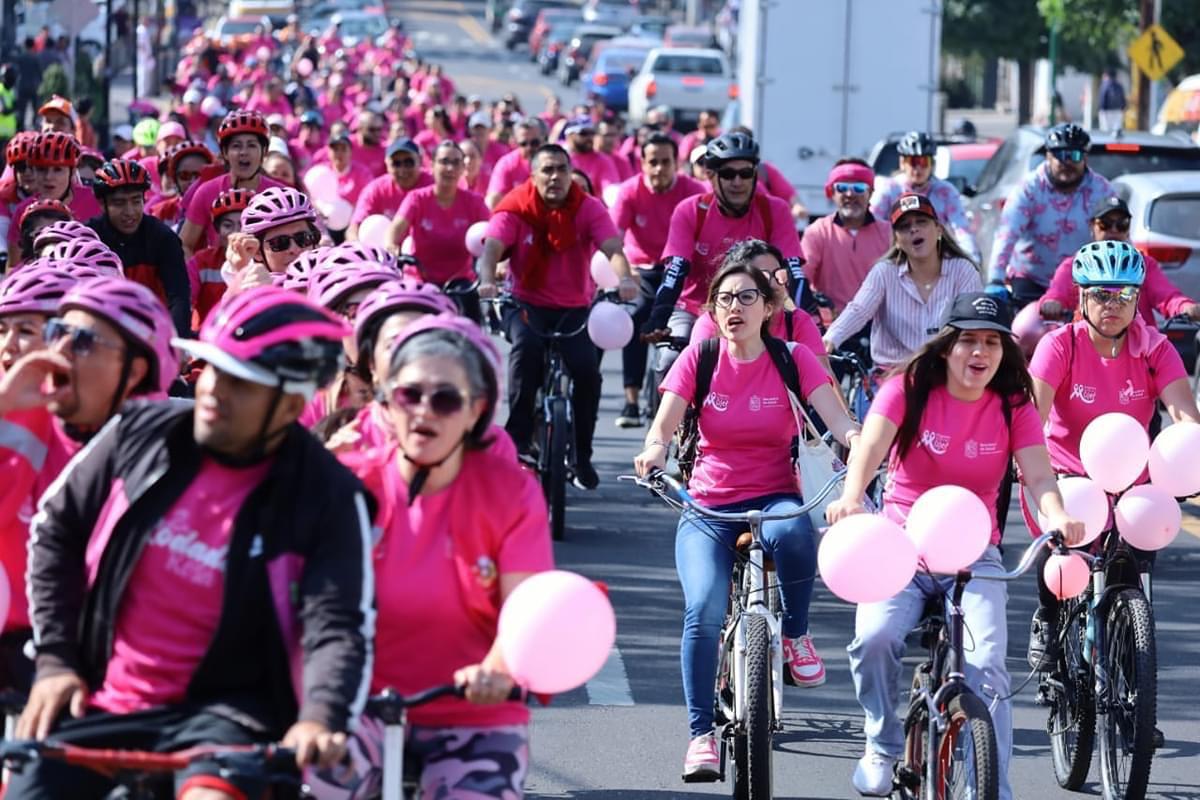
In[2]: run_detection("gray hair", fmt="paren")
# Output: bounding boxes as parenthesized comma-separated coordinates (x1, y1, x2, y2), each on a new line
(387, 331, 497, 448)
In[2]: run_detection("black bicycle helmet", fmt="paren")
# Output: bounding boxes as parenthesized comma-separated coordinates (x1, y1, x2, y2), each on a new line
(1044, 123, 1090, 151)
(704, 132, 759, 166)
(896, 131, 936, 157)
(952, 119, 977, 138)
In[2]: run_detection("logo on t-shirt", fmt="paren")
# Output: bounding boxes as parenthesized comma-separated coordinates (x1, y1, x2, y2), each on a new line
(146, 520, 229, 589)
(1118, 379, 1147, 406)
(472, 555, 498, 588)
(920, 430, 951, 455)
(635, 214, 648, 228)
(704, 392, 730, 412)
(696, 242, 710, 256)
(1069, 383, 1097, 404)
(964, 439, 1000, 459)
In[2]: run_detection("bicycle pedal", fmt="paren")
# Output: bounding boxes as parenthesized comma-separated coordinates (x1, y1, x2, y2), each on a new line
(895, 765, 921, 790)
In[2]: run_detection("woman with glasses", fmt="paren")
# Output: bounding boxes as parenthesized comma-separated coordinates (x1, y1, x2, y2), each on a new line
(347, 138, 433, 241)
(224, 187, 323, 293)
(311, 314, 552, 800)
(822, 194, 983, 372)
(634, 257, 860, 779)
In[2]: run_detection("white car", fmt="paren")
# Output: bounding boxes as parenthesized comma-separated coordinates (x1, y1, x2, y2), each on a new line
(1113, 171, 1200, 302)
(627, 47, 735, 129)
(329, 11, 389, 47)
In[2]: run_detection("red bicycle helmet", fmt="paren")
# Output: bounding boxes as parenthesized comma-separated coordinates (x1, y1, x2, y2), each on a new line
(29, 132, 81, 169)
(5, 132, 39, 166)
(17, 198, 72, 231)
(212, 188, 255, 220)
(92, 159, 152, 199)
(163, 140, 215, 178)
(218, 110, 270, 147)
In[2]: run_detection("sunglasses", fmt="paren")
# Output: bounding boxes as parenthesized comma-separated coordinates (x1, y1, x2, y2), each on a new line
(1084, 286, 1138, 306)
(713, 288, 765, 309)
(904, 156, 932, 168)
(390, 158, 417, 169)
(43, 318, 125, 356)
(518, 138, 544, 149)
(833, 181, 870, 195)
(717, 167, 756, 181)
(390, 383, 469, 416)
(264, 230, 320, 252)
(1051, 148, 1086, 163)
(1094, 216, 1131, 233)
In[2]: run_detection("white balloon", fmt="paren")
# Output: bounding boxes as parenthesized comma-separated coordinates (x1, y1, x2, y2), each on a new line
(465, 221, 489, 257)
(590, 250, 619, 290)
(587, 301, 633, 350)
(1148, 421, 1200, 497)
(323, 198, 353, 231)
(1079, 412, 1149, 493)
(358, 214, 393, 248)
(602, 184, 621, 208)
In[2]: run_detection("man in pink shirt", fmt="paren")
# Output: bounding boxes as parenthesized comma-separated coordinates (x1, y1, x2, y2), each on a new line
(477, 145, 638, 489)
(350, 110, 387, 178)
(485, 118, 546, 209)
(465, 111, 510, 173)
(596, 119, 635, 181)
(347, 138, 432, 240)
(610, 131, 705, 426)
(562, 115, 620, 196)
(326, 127, 375, 226)
(677, 109, 721, 166)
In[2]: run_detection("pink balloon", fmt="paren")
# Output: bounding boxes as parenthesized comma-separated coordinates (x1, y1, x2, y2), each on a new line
(296, 58, 314, 77)
(905, 485, 991, 574)
(1080, 413, 1149, 493)
(1012, 302, 1062, 357)
(324, 198, 353, 231)
(587, 301, 633, 350)
(304, 164, 340, 205)
(818, 514, 917, 603)
(498, 571, 616, 694)
(590, 251, 619, 290)
(1043, 552, 1090, 600)
(1038, 476, 1108, 547)
(358, 214, 392, 248)
(465, 221, 489, 257)
(0, 569, 9, 633)
(1115, 484, 1181, 551)
(1148, 422, 1200, 497)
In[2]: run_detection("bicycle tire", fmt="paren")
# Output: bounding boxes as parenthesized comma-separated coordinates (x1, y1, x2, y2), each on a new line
(731, 614, 773, 800)
(937, 691, 999, 800)
(1049, 601, 1095, 790)
(1098, 588, 1157, 800)
(896, 668, 932, 800)
(544, 398, 569, 542)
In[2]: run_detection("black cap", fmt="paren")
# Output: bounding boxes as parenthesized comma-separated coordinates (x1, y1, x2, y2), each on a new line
(1090, 195, 1130, 220)
(943, 292, 1013, 333)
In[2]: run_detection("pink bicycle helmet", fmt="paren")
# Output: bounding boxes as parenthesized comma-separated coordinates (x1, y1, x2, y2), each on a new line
(32, 220, 100, 254)
(282, 248, 332, 293)
(319, 241, 400, 272)
(173, 286, 350, 400)
(353, 278, 457, 345)
(0, 267, 80, 317)
(45, 238, 125, 276)
(60, 278, 180, 395)
(240, 186, 317, 236)
(307, 265, 396, 312)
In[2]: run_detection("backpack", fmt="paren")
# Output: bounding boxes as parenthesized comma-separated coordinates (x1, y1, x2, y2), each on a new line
(693, 191, 775, 248)
(675, 336, 803, 482)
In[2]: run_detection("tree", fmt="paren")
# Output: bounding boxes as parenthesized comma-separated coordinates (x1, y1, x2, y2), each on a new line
(943, 0, 1047, 122)
(1038, 0, 1139, 75)
(37, 64, 69, 105)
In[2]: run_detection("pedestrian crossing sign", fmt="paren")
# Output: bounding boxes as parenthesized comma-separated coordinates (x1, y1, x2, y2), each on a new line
(1128, 24, 1184, 82)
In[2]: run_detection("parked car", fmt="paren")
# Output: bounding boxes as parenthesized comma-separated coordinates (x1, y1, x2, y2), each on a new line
(229, 0, 294, 27)
(528, 9, 583, 62)
(934, 141, 1001, 193)
(627, 15, 671, 42)
(964, 127, 1200, 267)
(582, 0, 641, 26)
(557, 24, 623, 86)
(536, 18, 585, 75)
(582, 46, 651, 111)
(628, 47, 735, 129)
(504, 0, 575, 50)
(212, 15, 271, 47)
(664, 24, 717, 49)
(1112, 172, 1200, 306)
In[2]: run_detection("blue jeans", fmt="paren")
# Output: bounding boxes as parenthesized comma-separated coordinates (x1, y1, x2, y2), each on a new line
(675, 492, 817, 737)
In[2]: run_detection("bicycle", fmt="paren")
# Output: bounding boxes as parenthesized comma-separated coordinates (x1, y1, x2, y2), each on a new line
(620, 467, 848, 800)
(441, 276, 484, 324)
(641, 335, 690, 422)
(893, 531, 1066, 800)
(1037, 523, 1158, 800)
(828, 349, 878, 424)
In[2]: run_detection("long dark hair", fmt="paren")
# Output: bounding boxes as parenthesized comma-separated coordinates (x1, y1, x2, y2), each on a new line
(893, 326, 1034, 462)
(704, 259, 777, 340)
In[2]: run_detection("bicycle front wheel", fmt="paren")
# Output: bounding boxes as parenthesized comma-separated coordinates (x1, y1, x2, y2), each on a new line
(1049, 602, 1095, 790)
(543, 397, 569, 541)
(936, 692, 999, 800)
(731, 614, 773, 800)
(1098, 588, 1157, 800)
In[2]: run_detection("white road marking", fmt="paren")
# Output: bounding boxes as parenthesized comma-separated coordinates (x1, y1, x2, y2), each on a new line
(585, 646, 634, 706)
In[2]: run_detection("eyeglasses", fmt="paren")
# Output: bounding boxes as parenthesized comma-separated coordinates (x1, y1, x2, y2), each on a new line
(390, 157, 417, 169)
(833, 181, 870, 195)
(904, 156, 932, 168)
(717, 167, 756, 181)
(434, 157, 464, 167)
(1095, 216, 1131, 233)
(43, 318, 125, 357)
(518, 138, 544, 149)
(263, 230, 320, 252)
(390, 383, 469, 416)
(1050, 148, 1086, 163)
(1084, 286, 1138, 306)
(713, 288, 765, 309)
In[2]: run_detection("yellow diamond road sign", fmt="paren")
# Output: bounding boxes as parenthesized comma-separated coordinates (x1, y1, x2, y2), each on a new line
(1128, 24, 1184, 82)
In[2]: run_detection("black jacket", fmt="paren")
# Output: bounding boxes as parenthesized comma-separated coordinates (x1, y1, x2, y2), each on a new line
(28, 401, 375, 736)
(87, 215, 193, 336)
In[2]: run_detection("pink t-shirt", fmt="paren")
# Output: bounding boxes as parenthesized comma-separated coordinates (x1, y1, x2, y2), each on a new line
(485, 149, 529, 200)
(1028, 318, 1186, 476)
(486, 194, 618, 309)
(7, 188, 104, 252)
(660, 338, 831, 506)
(352, 141, 388, 178)
(661, 193, 801, 314)
(372, 451, 553, 726)
(396, 186, 490, 284)
(690, 308, 824, 358)
(184, 173, 284, 247)
(91, 457, 272, 713)
(760, 161, 796, 203)
(799, 213, 893, 312)
(610, 174, 705, 266)
(870, 377, 1045, 544)
(481, 139, 511, 172)
(334, 161, 377, 208)
(569, 150, 620, 194)
(350, 172, 434, 226)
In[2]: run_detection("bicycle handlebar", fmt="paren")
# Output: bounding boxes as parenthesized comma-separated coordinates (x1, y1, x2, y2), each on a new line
(958, 531, 1067, 583)
(484, 294, 590, 339)
(365, 684, 526, 724)
(618, 468, 848, 522)
(0, 740, 299, 776)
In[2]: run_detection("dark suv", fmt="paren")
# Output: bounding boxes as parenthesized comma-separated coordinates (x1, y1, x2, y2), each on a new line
(503, 0, 576, 49)
(964, 126, 1200, 267)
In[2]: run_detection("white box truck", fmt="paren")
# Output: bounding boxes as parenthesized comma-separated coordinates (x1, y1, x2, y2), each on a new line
(736, 0, 944, 217)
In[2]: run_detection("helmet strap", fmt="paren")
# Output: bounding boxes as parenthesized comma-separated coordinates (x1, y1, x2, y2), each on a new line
(105, 351, 135, 424)
(400, 437, 466, 505)
(1080, 295, 1129, 357)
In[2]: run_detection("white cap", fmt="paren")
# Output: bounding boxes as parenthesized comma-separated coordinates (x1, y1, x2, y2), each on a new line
(113, 124, 135, 141)
(183, 88, 203, 105)
(266, 113, 287, 128)
(268, 136, 291, 157)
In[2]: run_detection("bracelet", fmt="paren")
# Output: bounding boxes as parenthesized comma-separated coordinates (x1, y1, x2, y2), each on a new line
(645, 438, 669, 449)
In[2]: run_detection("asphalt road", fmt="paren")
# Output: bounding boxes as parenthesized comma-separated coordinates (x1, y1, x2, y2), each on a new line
(392, 3, 1200, 797)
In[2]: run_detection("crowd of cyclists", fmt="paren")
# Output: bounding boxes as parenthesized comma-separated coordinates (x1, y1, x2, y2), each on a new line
(0, 11, 1194, 799)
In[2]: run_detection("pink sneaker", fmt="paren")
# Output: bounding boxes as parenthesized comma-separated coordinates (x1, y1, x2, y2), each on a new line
(784, 634, 826, 687)
(682, 733, 720, 782)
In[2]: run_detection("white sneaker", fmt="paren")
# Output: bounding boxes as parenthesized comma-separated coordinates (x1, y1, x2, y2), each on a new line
(852, 750, 896, 796)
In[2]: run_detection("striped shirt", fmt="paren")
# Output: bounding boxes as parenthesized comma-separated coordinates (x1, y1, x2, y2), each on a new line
(825, 256, 983, 367)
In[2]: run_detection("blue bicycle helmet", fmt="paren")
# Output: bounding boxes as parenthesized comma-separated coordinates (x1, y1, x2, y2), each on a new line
(1071, 240, 1145, 287)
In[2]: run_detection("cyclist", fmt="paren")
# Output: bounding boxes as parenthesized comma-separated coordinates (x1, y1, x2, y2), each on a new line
(1025, 241, 1200, 667)
(800, 159, 892, 314)
(224, 186, 322, 291)
(41, 235, 126, 277)
(484, 117, 547, 209)
(180, 110, 283, 258)
(191, 188, 253, 325)
(644, 132, 804, 378)
(8, 133, 102, 261)
(562, 115, 620, 196)
(321, 314, 551, 799)
(0, 132, 39, 250)
(324, 125, 375, 216)
(347, 138, 431, 241)
(146, 139, 214, 226)
(824, 292, 1084, 799)
(29, 219, 100, 258)
(609, 131, 705, 427)
(390, 140, 490, 322)
(476, 144, 638, 489)
(986, 123, 1114, 308)
(88, 159, 192, 335)
(11, 198, 72, 265)
(633, 258, 860, 780)
(11, 286, 372, 799)
(870, 131, 979, 262)
(822, 194, 982, 371)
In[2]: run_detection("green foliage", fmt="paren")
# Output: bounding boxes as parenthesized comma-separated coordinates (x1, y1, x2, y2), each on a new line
(37, 64, 69, 104)
(74, 47, 105, 128)
(943, 0, 1047, 62)
(1160, 5, 1200, 78)
(1037, 0, 1138, 74)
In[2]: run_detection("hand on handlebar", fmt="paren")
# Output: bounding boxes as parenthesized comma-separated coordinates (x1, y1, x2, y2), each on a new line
(454, 663, 516, 705)
(1044, 511, 1087, 547)
(641, 328, 670, 344)
(617, 275, 639, 303)
(634, 444, 668, 477)
(478, 281, 499, 300)
(281, 720, 347, 769)
(17, 672, 89, 740)
(824, 496, 867, 526)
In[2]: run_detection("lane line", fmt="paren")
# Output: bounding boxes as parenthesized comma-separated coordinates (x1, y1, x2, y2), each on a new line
(585, 646, 634, 706)
(450, 1, 493, 45)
